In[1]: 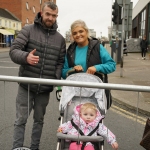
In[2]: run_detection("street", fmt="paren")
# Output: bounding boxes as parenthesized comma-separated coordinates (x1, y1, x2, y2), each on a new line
(0, 51, 146, 150)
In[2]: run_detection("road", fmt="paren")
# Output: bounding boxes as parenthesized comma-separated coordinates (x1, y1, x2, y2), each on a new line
(0, 52, 146, 150)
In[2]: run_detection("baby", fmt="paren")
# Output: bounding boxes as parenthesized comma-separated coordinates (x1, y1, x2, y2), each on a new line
(58, 102, 118, 150)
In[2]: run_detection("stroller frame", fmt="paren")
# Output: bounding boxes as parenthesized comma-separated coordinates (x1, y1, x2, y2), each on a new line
(56, 73, 108, 150)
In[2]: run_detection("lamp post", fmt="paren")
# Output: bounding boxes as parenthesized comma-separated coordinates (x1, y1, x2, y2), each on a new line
(100, 32, 102, 38)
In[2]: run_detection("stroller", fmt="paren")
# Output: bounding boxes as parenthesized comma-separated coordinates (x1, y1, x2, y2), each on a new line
(56, 73, 108, 150)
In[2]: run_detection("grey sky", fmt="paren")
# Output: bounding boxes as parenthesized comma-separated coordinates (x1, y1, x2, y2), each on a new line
(57, 0, 139, 38)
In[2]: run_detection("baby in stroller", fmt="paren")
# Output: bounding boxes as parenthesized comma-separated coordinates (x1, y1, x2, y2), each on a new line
(57, 102, 118, 150)
(57, 73, 117, 150)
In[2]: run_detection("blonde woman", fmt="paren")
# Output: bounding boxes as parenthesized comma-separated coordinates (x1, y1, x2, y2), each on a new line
(61, 20, 116, 109)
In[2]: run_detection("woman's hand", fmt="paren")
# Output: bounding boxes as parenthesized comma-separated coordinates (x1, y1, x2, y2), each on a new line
(86, 66, 96, 74)
(74, 65, 83, 72)
(111, 142, 118, 150)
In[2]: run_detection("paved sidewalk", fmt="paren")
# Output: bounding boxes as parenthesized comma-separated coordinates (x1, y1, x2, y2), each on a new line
(107, 45, 150, 116)
(1, 45, 150, 116)
(0, 47, 10, 53)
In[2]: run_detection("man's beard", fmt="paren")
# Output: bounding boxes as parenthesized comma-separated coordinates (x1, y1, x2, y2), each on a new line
(42, 19, 53, 28)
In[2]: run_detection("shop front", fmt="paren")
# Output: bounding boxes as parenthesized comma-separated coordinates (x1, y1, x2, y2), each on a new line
(0, 29, 14, 47)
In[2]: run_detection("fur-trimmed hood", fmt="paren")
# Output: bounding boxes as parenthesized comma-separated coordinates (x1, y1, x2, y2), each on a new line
(72, 103, 104, 131)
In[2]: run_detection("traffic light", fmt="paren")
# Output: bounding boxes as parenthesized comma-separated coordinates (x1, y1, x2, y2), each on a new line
(112, 2, 122, 24)
(112, 2, 118, 24)
(118, 5, 122, 24)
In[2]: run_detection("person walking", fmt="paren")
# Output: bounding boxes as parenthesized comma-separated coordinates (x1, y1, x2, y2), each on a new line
(9, 2, 66, 150)
(61, 19, 116, 109)
(102, 39, 105, 47)
(140, 35, 148, 60)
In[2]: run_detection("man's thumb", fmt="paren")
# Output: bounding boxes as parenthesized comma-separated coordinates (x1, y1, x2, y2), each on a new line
(30, 49, 36, 54)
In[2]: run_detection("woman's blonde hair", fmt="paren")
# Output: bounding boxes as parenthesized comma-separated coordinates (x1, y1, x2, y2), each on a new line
(70, 20, 90, 38)
(80, 103, 97, 113)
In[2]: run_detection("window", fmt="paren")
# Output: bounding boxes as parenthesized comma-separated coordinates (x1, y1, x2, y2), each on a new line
(140, 9, 146, 37)
(5, 20, 7, 27)
(9, 21, 11, 28)
(16, 23, 18, 29)
(33, 6, 35, 13)
(40, 0, 42, 4)
(26, 18, 29, 24)
(26, 2, 29, 10)
(0, 19, 1, 26)
(148, 3, 150, 44)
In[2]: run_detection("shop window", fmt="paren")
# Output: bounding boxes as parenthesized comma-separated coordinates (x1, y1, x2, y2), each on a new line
(140, 9, 146, 37)
(148, 4, 150, 44)
(40, 0, 42, 4)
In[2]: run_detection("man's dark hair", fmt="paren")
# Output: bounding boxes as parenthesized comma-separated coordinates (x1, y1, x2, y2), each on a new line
(42, 1, 58, 11)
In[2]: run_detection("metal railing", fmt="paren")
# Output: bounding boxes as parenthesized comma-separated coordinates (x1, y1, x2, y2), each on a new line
(0, 75, 149, 150)
(0, 75, 150, 92)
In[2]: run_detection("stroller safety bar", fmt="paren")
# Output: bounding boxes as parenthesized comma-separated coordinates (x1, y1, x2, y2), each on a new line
(57, 133, 104, 142)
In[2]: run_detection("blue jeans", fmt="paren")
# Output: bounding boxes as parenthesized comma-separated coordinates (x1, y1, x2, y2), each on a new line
(12, 85, 50, 149)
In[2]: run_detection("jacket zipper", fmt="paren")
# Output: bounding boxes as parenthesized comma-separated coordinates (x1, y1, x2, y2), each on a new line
(36, 30, 50, 94)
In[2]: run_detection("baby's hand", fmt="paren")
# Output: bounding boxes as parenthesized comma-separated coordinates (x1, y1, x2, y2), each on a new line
(111, 142, 118, 150)
(57, 127, 63, 132)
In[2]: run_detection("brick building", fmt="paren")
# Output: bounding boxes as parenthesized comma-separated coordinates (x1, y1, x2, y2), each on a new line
(0, 0, 56, 27)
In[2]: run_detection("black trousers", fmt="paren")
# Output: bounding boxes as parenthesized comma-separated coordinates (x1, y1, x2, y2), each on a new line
(141, 48, 147, 57)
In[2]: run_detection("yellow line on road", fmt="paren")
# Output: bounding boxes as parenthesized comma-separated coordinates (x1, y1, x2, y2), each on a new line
(111, 105, 146, 125)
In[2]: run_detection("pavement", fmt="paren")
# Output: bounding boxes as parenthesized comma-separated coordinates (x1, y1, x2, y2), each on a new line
(0, 47, 10, 53)
(1, 45, 150, 116)
(105, 44, 150, 116)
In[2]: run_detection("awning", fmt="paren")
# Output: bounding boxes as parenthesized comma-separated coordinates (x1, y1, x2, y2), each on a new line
(0, 29, 14, 35)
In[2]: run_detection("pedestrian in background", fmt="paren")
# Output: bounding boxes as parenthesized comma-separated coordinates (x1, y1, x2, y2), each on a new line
(9, 2, 66, 150)
(140, 35, 148, 60)
(102, 39, 105, 47)
(115, 37, 119, 50)
(61, 19, 116, 109)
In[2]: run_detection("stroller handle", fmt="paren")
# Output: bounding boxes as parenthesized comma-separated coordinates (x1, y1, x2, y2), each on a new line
(66, 68, 105, 78)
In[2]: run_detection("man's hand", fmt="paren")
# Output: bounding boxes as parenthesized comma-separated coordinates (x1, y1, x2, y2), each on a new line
(27, 49, 39, 65)
(86, 66, 96, 74)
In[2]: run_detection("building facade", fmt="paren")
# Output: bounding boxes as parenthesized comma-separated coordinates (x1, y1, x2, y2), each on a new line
(89, 29, 96, 38)
(0, 8, 21, 47)
(132, 0, 150, 44)
(0, 0, 56, 27)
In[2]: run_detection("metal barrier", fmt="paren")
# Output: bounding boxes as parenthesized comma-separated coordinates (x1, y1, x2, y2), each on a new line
(0, 75, 149, 150)
(0, 75, 150, 92)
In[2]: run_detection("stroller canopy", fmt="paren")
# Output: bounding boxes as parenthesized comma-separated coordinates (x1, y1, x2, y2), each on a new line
(59, 73, 107, 114)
